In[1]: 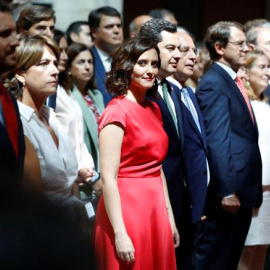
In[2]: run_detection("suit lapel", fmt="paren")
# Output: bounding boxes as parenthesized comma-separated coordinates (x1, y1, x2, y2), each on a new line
(186, 86, 208, 148)
(88, 89, 105, 113)
(148, 92, 179, 138)
(212, 63, 258, 136)
(168, 83, 185, 148)
(91, 46, 106, 88)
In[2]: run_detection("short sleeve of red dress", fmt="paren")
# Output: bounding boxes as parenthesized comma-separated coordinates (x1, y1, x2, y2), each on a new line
(98, 104, 126, 134)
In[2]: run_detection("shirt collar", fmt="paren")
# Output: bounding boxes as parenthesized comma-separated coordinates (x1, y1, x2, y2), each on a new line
(17, 101, 51, 122)
(166, 76, 183, 89)
(95, 46, 111, 62)
(215, 61, 237, 80)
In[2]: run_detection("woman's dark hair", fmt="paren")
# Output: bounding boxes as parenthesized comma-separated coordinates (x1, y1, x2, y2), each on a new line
(61, 43, 96, 91)
(106, 37, 160, 96)
(53, 29, 65, 45)
(53, 29, 66, 85)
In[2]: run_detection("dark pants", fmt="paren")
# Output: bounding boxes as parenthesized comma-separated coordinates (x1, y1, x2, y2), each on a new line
(192, 207, 252, 270)
(176, 187, 199, 270)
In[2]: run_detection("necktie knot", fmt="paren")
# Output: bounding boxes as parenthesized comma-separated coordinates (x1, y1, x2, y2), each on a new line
(161, 80, 170, 93)
(181, 87, 189, 95)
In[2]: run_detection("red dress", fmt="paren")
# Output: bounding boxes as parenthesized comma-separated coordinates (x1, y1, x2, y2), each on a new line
(94, 97, 177, 270)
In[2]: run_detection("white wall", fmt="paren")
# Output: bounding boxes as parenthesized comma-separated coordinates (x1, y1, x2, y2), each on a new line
(34, 0, 123, 31)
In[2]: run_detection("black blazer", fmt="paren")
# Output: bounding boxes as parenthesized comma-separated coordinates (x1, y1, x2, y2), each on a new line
(173, 84, 208, 223)
(147, 80, 185, 223)
(0, 88, 25, 202)
(196, 62, 262, 209)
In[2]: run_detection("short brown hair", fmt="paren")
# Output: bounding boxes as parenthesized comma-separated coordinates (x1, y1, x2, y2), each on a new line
(16, 5, 55, 33)
(204, 21, 244, 60)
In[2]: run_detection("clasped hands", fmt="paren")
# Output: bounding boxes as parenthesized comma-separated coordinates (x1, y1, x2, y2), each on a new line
(78, 167, 102, 196)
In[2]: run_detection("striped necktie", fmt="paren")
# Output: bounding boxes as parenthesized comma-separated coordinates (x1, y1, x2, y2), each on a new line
(235, 76, 255, 124)
(181, 87, 201, 133)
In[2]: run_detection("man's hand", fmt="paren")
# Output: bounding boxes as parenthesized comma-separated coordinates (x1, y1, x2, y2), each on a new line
(221, 194, 240, 214)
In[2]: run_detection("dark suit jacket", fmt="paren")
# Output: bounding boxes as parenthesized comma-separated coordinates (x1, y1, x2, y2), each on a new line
(91, 46, 112, 106)
(264, 84, 270, 105)
(173, 85, 208, 223)
(147, 81, 185, 224)
(0, 87, 25, 203)
(196, 62, 262, 210)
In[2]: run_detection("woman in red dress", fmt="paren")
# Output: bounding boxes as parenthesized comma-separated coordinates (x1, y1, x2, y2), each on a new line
(94, 37, 179, 270)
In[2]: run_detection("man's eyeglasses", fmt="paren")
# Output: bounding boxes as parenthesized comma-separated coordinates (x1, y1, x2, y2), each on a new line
(179, 47, 200, 57)
(228, 41, 249, 49)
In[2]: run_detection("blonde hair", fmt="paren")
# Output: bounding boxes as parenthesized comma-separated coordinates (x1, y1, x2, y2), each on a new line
(5, 33, 59, 98)
(244, 50, 269, 102)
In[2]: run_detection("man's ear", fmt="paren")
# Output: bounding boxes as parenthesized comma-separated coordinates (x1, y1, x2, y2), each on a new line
(214, 42, 224, 56)
(70, 32, 78, 42)
(248, 43, 256, 51)
(91, 28, 98, 40)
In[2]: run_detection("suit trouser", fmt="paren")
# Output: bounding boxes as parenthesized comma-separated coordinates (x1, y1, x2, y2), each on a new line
(192, 207, 252, 270)
(176, 187, 199, 270)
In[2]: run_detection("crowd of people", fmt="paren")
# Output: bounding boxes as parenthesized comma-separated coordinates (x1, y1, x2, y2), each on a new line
(0, 1, 270, 269)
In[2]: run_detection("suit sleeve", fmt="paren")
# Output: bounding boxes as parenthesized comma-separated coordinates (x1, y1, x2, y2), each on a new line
(196, 76, 238, 198)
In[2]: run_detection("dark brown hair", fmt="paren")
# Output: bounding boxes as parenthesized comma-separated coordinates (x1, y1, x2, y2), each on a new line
(60, 43, 96, 92)
(204, 21, 244, 60)
(106, 37, 160, 96)
(16, 5, 55, 33)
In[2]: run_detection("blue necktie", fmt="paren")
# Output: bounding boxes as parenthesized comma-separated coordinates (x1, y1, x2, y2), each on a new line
(181, 87, 201, 133)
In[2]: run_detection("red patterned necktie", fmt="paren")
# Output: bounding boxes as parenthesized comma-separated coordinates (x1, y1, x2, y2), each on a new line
(0, 83, 19, 158)
(234, 76, 255, 124)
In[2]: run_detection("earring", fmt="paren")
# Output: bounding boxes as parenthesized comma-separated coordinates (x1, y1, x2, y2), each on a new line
(22, 80, 25, 90)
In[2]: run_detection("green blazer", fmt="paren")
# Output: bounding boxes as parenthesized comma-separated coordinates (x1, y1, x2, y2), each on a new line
(71, 86, 105, 170)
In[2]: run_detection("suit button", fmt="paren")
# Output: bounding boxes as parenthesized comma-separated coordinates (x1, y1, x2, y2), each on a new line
(204, 170, 207, 175)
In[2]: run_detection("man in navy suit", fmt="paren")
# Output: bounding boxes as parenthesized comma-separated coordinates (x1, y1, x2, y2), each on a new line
(167, 31, 209, 270)
(88, 6, 123, 105)
(138, 19, 203, 269)
(194, 21, 262, 270)
(0, 1, 25, 202)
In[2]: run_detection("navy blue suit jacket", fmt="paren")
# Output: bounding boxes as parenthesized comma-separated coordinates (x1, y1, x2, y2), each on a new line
(196, 62, 262, 210)
(0, 87, 25, 202)
(173, 84, 208, 223)
(91, 46, 112, 106)
(147, 81, 185, 224)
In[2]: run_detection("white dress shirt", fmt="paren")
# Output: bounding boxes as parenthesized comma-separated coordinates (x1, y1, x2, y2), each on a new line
(18, 102, 78, 200)
(95, 46, 112, 72)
